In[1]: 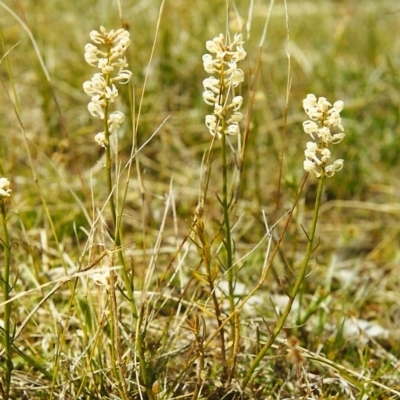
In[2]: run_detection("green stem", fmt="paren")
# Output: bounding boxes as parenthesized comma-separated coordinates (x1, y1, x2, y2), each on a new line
(109, 270, 129, 400)
(1, 200, 13, 396)
(242, 171, 326, 389)
(103, 88, 154, 399)
(199, 221, 227, 365)
(220, 132, 235, 339)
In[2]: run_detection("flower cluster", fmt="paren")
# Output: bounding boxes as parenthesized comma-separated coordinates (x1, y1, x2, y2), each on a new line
(0, 177, 11, 199)
(302, 94, 345, 178)
(202, 33, 246, 138)
(83, 26, 132, 147)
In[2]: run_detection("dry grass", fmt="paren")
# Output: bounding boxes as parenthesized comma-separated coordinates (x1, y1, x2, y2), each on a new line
(1, 0, 400, 399)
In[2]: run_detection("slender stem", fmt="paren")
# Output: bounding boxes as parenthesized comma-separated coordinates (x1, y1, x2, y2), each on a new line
(103, 86, 154, 400)
(193, 136, 227, 365)
(109, 268, 129, 400)
(221, 132, 234, 309)
(242, 171, 326, 389)
(198, 221, 227, 364)
(220, 131, 236, 356)
(1, 200, 13, 397)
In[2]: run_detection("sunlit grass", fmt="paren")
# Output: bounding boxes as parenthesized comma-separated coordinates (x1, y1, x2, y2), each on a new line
(1, 0, 400, 399)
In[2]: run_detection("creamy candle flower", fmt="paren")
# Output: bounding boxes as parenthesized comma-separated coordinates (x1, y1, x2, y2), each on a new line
(83, 26, 132, 146)
(202, 33, 246, 138)
(302, 94, 345, 178)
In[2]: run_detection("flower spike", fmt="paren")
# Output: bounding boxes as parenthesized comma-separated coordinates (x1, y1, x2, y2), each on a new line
(302, 94, 345, 178)
(83, 26, 131, 146)
(202, 33, 246, 138)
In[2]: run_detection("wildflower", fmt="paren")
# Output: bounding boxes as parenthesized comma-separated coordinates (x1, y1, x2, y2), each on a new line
(0, 177, 11, 198)
(88, 95, 106, 119)
(105, 84, 118, 102)
(111, 70, 132, 84)
(108, 111, 125, 133)
(98, 58, 114, 74)
(226, 122, 240, 135)
(302, 94, 345, 178)
(202, 33, 246, 138)
(84, 43, 102, 66)
(205, 114, 222, 137)
(325, 159, 344, 177)
(83, 26, 131, 146)
(231, 96, 243, 111)
(94, 132, 107, 147)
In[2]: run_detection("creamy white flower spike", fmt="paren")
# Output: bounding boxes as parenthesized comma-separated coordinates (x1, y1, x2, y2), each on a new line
(202, 33, 246, 138)
(302, 94, 345, 178)
(83, 26, 131, 146)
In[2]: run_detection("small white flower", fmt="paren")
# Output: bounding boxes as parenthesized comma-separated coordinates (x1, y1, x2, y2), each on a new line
(205, 114, 217, 129)
(303, 120, 319, 138)
(111, 69, 132, 84)
(306, 106, 322, 120)
(0, 177, 11, 198)
(228, 67, 244, 87)
(213, 103, 225, 118)
(325, 113, 342, 130)
(111, 57, 129, 69)
(320, 148, 331, 162)
(233, 46, 247, 62)
(230, 96, 243, 111)
(83, 74, 106, 96)
(304, 143, 322, 166)
(203, 90, 217, 106)
(333, 159, 344, 170)
(303, 94, 323, 120)
(226, 122, 240, 135)
(202, 54, 221, 74)
(105, 84, 118, 102)
(332, 132, 345, 144)
(84, 43, 100, 66)
(203, 77, 221, 94)
(324, 159, 344, 177)
(88, 95, 106, 119)
(304, 141, 318, 156)
(206, 34, 225, 54)
(112, 40, 130, 57)
(205, 114, 222, 138)
(89, 27, 106, 44)
(227, 111, 243, 124)
(94, 132, 107, 147)
(82, 81, 96, 96)
(303, 159, 317, 175)
(91, 73, 106, 87)
(330, 159, 344, 173)
(98, 58, 114, 74)
(304, 93, 317, 104)
(108, 111, 125, 132)
(317, 127, 332, 143)
(333, 100, 344, 113)
(317, 97, 331, 112)
(109, 28, 129, 45)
